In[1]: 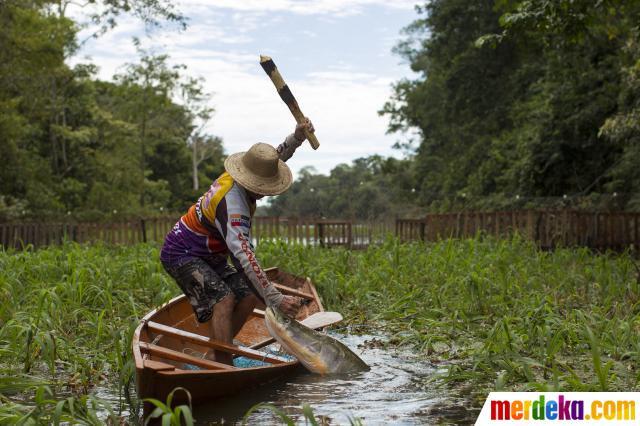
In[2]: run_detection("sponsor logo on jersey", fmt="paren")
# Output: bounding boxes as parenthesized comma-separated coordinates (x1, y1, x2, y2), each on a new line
(171, 222, 182, 235)
(230, 214, 251, 228)
(194, 196, 204, 221)
(237, 233, 269, 288)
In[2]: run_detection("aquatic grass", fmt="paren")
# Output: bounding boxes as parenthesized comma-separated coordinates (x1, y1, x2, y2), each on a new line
(144, 387, 194, 426)
(0, 242, 177, 422)
(0, 385, 118, 425)
(0, 235, 637, 421)
(258, 236, 640, 395)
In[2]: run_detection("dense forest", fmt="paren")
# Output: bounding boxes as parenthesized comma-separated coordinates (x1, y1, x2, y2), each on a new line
(0, 0, 224, 221)
(268, 0, 640, 218)
(2, 1, 639, 222)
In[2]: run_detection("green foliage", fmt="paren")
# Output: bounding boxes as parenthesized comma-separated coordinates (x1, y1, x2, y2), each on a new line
(0, 242, 177, 422)
(380, 0, 640, 211)
(263, 156, 419, 219)
(0, 239, 637, 419)
(258, 237, 640, 393)
(0, 2, 223, 220)
(382, 0, 521, 205)
(0, 384, 118, 425)
(599, 31, 640, 209)
(144, 387, 194, 426)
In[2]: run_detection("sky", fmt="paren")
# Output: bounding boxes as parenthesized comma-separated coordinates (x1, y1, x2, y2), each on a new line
(68, 0, 419, 179)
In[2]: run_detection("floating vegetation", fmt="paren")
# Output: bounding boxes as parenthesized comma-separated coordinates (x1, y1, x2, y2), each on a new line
(144, 387, 194, 426)
(0, 236, 637, 422)
(0, 242, 175, 423)
(259, 236, 640, 396)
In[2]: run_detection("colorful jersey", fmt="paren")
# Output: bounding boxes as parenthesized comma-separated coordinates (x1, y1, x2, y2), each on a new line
(160, 134, 303, 307)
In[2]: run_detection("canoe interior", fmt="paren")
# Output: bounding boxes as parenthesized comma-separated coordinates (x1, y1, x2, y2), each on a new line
(133, 267, 324, 404)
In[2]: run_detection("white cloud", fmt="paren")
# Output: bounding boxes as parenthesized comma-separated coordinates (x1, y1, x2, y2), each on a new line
(174, 52, 400, 178)
(182, 0, 416, 16)
(66, 0, 416, 178)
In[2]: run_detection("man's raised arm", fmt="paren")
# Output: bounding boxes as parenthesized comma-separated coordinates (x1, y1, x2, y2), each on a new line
(276, 118, 314, 162)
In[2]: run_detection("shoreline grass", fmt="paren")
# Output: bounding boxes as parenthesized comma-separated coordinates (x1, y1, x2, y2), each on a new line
(0, 237, 638, 422)
(259, 236, 640, 397)
(0, 242, 174, 423)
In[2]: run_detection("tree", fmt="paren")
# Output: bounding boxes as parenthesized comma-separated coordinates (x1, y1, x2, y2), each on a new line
(50, 0, 186, 38)
(115, 43, 186, 207)
(179, 76, 217, 191)
(598, 20, 640, 208)
(381, 0, 640, 211)
(381, 0, 522, 206)
(0, 1, 209, 218)
(0, 1, 79, 215)
(263, 157, 418, 219)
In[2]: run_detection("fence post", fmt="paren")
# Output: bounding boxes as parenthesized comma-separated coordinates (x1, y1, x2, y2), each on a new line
(562, 209, 568, 247)
(320, 222, 325, 248)
(140, 218, 147, 243)
(594, 212, 600, 249)
(315, 222, 322, 247)
(633, 213, 640, 250)
(2, 211, 637, 251)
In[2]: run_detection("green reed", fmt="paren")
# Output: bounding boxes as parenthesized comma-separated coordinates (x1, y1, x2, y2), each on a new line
(258, 235, 640, 395)
(0, 236, 638, 423)
(144, 387, 193, 426)
(0, 242, 176, 423)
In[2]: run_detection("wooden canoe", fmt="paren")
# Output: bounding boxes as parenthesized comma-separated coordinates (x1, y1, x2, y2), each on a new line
(132, 267, 324, 406)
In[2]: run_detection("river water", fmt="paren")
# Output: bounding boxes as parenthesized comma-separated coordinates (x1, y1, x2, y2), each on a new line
(194, 333, 477, 424)
(99, 332, 479, 424)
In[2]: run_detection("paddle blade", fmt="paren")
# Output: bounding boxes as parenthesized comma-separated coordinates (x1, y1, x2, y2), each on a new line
(299, 311, 343, 329)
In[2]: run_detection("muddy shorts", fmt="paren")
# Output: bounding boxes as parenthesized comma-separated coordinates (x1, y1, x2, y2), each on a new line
(162, 257, 252, 323)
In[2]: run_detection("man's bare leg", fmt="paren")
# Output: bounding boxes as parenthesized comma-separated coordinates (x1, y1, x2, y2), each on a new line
(208, 293, 235, 365)
(231, 293, 259, 336)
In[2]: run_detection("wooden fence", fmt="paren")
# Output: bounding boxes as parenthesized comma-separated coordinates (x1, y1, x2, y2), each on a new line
(0, 217, 394, 250)
(0, 217, 178, 249)
(396, 210, 640, 250)
(1, 210, 638, 251)
(251, 217, 393, 249)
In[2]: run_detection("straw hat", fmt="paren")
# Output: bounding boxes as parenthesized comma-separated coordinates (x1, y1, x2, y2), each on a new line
(224, 143, 293, 196)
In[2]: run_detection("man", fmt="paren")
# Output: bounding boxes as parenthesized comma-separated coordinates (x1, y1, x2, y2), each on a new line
(160, 119, 314, 365)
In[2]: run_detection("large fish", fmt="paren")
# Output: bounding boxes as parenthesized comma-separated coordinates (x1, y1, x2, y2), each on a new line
(264, 307, 370, 375)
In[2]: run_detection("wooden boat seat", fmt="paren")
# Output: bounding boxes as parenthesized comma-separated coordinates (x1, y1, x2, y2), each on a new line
(145, 321, 290, 364)
(139, 342, 235, 371)
(272, 283, 314, 300)
(143, 359, 176, 371)
(134, 268, 324, 406)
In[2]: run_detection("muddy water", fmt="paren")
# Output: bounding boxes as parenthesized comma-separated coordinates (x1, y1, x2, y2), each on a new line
(97, 333, 478, 424)
(193, 333, 478, 425)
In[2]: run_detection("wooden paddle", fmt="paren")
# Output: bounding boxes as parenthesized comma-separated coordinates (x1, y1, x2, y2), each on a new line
(249, 311, 343, 350)
(259, 55, 320, 150)
(299, 311, 343, 329)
